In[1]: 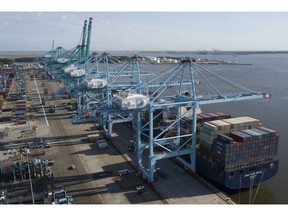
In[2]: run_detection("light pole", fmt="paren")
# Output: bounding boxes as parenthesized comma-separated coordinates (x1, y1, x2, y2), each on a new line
(27, 155, 35, 204)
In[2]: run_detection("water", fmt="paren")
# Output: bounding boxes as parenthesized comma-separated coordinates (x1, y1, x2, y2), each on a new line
(3, 51, 288, 203)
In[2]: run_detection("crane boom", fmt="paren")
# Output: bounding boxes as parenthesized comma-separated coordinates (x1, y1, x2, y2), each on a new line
(86, 17, 93, 59)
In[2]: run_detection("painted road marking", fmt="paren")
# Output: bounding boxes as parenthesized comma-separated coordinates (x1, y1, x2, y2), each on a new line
(34, 78, 49, 127)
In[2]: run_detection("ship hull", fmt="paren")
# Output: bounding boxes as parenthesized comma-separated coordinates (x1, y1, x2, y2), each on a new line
(196, 154, 279, 189)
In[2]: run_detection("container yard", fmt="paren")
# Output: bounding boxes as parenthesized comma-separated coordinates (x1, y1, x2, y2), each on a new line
(0, 16, 281, 206)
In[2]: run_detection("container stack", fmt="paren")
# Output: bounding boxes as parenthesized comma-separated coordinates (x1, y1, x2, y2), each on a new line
(198, 117, 279, 170)
(198, 122, 218, 158)
(212, 133, 234, 165)
(222, 116, 261, 132)
(198, 116, 279, 171)
(180, 112, 232, 134)
(197, 112, 231, 124)
(14, 100, 27, 117)
(180, 116, 193, 134)
(198, 120, 231, 158)
(214, 112, 232, 119)
(12, 100, 27, 124)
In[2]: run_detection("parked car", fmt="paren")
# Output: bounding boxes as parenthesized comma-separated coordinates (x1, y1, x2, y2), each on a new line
(96, 139, 109, 149)
(93, 171, 113, 179)
(44, 143, 52, 148)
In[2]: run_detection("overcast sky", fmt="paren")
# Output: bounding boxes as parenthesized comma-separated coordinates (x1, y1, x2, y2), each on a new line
(1, 11, 288, 52)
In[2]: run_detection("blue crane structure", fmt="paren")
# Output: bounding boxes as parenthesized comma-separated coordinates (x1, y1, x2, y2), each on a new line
(71, 54, 155, 125)
(85, 55, 164, 135)
(43, 18, 93, 80)
(70, 52, 122, 124)
(52, 51, 122, 104)
(56, 17, 93, 65)
(98, 57, 267, 182)
(52, 52, 99, 99)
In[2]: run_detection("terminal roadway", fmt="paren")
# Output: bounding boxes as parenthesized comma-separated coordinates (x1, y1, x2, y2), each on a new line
(32, 75, 230, 204)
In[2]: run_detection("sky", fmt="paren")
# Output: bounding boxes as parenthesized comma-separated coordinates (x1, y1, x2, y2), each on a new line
(1, 1, 288, 52)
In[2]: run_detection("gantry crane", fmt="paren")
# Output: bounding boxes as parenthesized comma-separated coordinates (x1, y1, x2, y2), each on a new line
(71, 52, 121, 124)
(55, 17, 93, 66)
(43, 18, 93, 79)
(88, 55, 164, 135)
(103, 57, 267, 182)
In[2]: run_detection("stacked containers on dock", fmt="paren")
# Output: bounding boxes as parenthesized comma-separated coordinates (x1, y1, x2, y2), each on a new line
(14, 100, 27, 120)
(0, 92, 6, 99)
(0, 94, 4, 109)
(16, 100, 26, 108)
(15, 100, 26, 113)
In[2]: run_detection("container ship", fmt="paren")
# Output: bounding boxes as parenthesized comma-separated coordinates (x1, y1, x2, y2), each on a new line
(181, 112, 279, 189)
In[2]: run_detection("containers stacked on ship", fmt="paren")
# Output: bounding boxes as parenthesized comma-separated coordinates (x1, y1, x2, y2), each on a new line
(180, 112, 232, 133)
(196, 116, 279, 189)
(180, 112, 232, 134)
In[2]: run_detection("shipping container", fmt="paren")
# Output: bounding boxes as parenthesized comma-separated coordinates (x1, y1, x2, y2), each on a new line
(258, 126, 277, 136)
(214, 112, 232, 119)
(230, 131, 251, 142)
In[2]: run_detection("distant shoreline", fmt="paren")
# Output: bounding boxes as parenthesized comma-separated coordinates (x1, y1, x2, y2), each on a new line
(0, 54, 41, 59)
(1, 50, 288, 63)
(1, 50, 288, 57)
